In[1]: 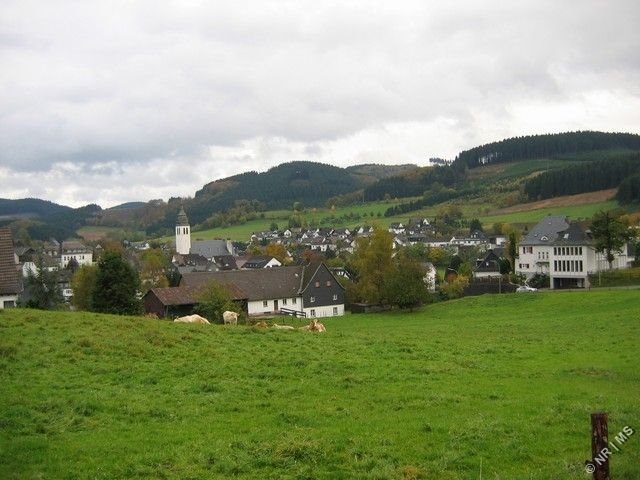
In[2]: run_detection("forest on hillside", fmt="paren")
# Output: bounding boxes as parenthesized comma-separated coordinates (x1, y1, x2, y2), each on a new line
(454, 131, 640, 169)
(523, 153, 640, 201)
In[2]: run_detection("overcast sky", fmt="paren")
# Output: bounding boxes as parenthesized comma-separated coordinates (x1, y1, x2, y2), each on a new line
(1, 1, 639, 208)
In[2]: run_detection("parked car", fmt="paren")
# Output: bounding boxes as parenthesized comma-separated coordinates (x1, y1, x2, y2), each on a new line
(516, 285, 538, 293)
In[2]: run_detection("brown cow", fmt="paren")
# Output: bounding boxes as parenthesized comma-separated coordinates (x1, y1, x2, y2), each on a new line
(299, 319, 326, 333)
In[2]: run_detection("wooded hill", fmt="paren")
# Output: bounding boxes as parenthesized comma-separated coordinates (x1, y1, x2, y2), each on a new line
(3, 131, 640, 241)
(364, 131, 640, 210)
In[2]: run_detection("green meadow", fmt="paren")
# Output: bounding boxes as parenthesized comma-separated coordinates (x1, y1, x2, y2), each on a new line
(1, 290, 639, 479)
(479, 201, 619, 225)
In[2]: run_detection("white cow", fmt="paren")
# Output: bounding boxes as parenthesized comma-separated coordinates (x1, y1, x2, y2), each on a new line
(174, 314, 210, 324)
(223, 311, 239, 325)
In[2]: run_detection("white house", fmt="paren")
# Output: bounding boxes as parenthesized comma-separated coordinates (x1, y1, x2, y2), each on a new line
(516, 216, 631, 289)
(60, 240, 93, 268)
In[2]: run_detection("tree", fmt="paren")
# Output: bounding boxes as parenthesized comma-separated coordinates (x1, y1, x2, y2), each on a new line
(440, 275, 469, 300)
(591, 210, 634, 269)
(93, 250, 141, 315)
(507, 231, 518, 273)
(469, 218, 483, 234)
(71, 265, 98, 311)
(139, 248, 169, 292)
(349, 227, 394, 304)
(194, 282, 237, 324)
(265, 243, 288, 264)
(23, 259, 63, 309)
(385, 251, 431, 310)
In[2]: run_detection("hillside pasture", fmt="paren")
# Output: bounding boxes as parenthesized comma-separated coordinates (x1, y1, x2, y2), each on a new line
(1, 290, 639, 479)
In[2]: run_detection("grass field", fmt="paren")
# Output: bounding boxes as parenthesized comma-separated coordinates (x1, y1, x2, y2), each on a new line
(1, 290, 639, 479)
(479, 200, 619, 225)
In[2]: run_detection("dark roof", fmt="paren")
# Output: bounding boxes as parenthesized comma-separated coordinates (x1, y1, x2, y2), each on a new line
(174, 253, 210, 267)
(0, 227, 22, 296)
(243, 256, 276, 268)
(300, 262, 345, 293)
(61, 240, 91, 252)
(521, 215, 593, 246)
(520, 216, 569, 245)
(213, 255, 238, 270)
(190, 240, 231, 258)
(180, 266, 305, 301)
(145, 286, 199, 306)
(474, 250, 501, 273)
(554, 222, 593, 246)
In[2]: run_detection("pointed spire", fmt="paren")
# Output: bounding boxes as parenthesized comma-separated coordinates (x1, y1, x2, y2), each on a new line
(176, 206, 189, 226)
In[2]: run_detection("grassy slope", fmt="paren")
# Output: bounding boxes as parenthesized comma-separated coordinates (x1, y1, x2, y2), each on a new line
(1, 290, 639, 479)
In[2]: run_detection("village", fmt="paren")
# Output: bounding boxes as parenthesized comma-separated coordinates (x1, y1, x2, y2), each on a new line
(1, 205, 635, 322)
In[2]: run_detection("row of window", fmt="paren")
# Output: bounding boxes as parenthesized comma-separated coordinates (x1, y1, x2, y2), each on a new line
(176, 227, 189, 234)
(554, 260, 584, 272)
(522, 246, 533, 254)
(537, 252, 549, 260)
(262, 295, 340, 307)
(315, 281, 332, 287)
(518, 263, 531, 269)
(309, 307, 340, 317)
(64, 255, 87, 260)
(554, 246, 583, 256)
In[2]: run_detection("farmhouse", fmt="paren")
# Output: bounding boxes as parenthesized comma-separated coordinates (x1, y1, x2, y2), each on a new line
(473, 249, 503, 279)
(516, 215, 631, 289)
(0, 227, 22, 308)
(176, 262, 345, 318)
(145, 263, 346, 319)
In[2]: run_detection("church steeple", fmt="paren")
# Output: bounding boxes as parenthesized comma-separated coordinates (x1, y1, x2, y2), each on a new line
(175, 206, 191, 255)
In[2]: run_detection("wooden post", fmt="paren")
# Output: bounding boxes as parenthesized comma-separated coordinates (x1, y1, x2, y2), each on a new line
(591, 412, 610, 480)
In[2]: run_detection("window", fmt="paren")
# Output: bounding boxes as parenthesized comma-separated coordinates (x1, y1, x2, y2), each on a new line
(263, 300, 268, 307)
(310, 309, 316, 317)
(326, 281, 331, 287)
(333, 294, 338, 301)
(292, 298, 297, 304)
(310, 297, 315, 303)
(333, 307, 338, 315)
(315, 281, 320, 287)
(282, 298, 287, 306)
(3, 300, 16, 308)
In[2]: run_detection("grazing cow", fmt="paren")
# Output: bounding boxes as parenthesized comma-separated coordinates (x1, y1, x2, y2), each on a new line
(223, 310, 239, 325)
(272, 323, 295, 330)
(253, 320, 269, 329)
(174, 314, 210, 324)
(299, 319, 326, 333)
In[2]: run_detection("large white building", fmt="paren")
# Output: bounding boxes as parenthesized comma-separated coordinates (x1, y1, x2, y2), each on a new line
(516, 216, 631, 289)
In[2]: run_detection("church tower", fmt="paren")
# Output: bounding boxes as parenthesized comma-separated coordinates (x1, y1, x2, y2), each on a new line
(175, 206, 191, 255)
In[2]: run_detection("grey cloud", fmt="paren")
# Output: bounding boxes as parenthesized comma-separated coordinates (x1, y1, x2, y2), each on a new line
(0, 0, 639, 206)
